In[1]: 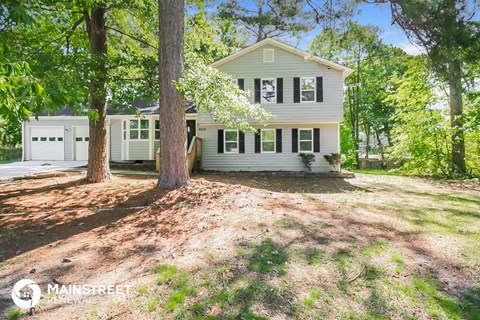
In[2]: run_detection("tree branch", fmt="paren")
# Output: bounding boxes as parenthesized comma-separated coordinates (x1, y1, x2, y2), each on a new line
(106, 26, 157, 50)
(66, 15, 86, 54)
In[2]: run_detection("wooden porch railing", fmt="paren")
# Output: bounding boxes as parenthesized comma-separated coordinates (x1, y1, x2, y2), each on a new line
(156, 137, 202, 174)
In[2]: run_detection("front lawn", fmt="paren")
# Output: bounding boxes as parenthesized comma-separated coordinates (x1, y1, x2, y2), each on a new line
(0, 172, 478, 319)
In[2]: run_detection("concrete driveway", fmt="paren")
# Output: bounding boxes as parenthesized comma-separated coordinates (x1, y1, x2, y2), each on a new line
(0, 161, 87, 180)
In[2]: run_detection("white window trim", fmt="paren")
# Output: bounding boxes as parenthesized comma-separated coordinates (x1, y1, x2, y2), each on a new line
(224, 129, 239, 154)
(263, 48, 274, 62)
(261, 78, 276, 104)
(128, 119, 150, 140)
(261, 129, 276, 153)
(298, 128, 314, 153)
(300, 77, 316, 103)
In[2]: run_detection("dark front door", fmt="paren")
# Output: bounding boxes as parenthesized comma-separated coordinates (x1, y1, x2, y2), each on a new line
(186, 120, 196, 147)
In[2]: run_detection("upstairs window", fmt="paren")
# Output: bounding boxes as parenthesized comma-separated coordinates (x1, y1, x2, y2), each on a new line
(130, 119, 149, 140)
(301, 78, 316, 102)
(261, 79, 276, 103)
(224, 130, 238, 153)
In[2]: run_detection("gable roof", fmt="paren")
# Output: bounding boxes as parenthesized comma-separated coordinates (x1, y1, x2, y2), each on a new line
(211, 38, 353, 78)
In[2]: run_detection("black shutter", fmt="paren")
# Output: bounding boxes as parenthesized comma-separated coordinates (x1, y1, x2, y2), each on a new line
(239, 131, 245, 153)
(293, 77, 300, 103)
(254, 131, 261, 153)
(238, 78, 244, 90)
(276, 129, 282, 153)
(254, 78, 261, 103)
(314, 128, 320, 152)
(316, 77, 323, 102)
(218, 129, 224, 153)
(277, 78, 283, 103)
(292, 128, 298, 153)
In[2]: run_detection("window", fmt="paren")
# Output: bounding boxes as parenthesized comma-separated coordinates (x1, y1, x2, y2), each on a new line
(299, 129, 313, 152)
(129, 119, 149, 140)
(49, 137, 55, 141)
(85, 137, 89, 142)
(76, 137, 82, 142)
(32, 137, 38, 141)
(261, 79, 276, 103)
(261, 129, 275, 153)
(224, 130, 238, 153)
(58, 137, 63, 142)
(301, 78, 316, 102)
(263, 48, 274, 62)
(40, 137, 47, 141)
(155, 120, 160, 140)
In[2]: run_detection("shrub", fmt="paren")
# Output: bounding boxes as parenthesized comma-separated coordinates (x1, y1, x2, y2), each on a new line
(324, 153, 346, 172)
(299, 153, 315, 172)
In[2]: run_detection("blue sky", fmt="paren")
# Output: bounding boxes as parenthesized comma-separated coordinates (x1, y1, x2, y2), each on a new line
(298, 2, 423, 55)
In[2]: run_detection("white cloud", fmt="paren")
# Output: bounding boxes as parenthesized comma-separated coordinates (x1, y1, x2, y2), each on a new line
(401, 42, 425, 56)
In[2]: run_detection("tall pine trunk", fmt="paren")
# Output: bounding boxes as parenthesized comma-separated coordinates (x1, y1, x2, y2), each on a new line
(448, 59, 465, 173)
(85, 6, 112, 182)
(158, 0, 189, 189)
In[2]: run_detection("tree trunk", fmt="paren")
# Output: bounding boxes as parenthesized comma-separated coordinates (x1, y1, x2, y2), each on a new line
(448, 59, 465, 173)
(158, 0, 189, 189)
(85, 6, 112, 183)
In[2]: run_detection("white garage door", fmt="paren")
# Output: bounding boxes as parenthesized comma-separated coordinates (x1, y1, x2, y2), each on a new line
(30, 127, 65, 160)
(74, 126, 89, 161)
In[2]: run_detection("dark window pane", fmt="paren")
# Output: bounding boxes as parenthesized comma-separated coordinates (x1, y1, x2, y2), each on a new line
(155, 120, 159, 130)
(85, 137, 89, 142)
(40, 137, 47, 141)
(262, 141, 275, 152)
(141, 119, 149, 129)
(140, 130, 149, 140)
(32, 137, 38, 141)
(301, 78, 315, 90)
(155, 131, 160, 140)
(49, 137, 55, 141)
(130, 130, 139, 139)
(261, 130, 274, 141)
(76, 137, 82, 142)
(300, 130, 312, 140)
(300, 141, 312, 151)
(130, 120, 138, 129)
(225, 130, 237, 142)
(225, 142, 238, 152)
(58, 137, 63, 141)
(302, 91, 315, 101)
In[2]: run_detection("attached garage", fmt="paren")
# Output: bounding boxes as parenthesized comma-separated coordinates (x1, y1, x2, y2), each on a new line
(30, 126, 65, 160)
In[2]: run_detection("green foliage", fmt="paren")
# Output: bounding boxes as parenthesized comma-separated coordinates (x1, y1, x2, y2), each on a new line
(175, 52, 274, 132)
(386, 57, 455, 176)
(324, 153, 346, 172)
(298, 153, 315, 172)
(339, 121, 357, 169)
(6, 309, 21, 320)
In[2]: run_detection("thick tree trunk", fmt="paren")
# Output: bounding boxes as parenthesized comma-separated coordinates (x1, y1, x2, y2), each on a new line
(85, 6, 112, 183)
(158, 0, 189, 189)
(448, 60, 465, 173)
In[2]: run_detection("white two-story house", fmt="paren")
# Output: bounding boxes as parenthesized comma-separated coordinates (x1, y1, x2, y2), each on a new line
(21, 38, 351, 172)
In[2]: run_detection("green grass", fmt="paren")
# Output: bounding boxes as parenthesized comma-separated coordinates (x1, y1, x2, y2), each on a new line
(6, 310, 21, 320)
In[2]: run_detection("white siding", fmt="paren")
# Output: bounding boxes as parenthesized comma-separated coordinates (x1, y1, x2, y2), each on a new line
(129, 141, 149, 160)
(24, 118, 89, 161)
(110, 119, 122, 161)
(198, 44, 344, 124)
(197, 124, 339, 172)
